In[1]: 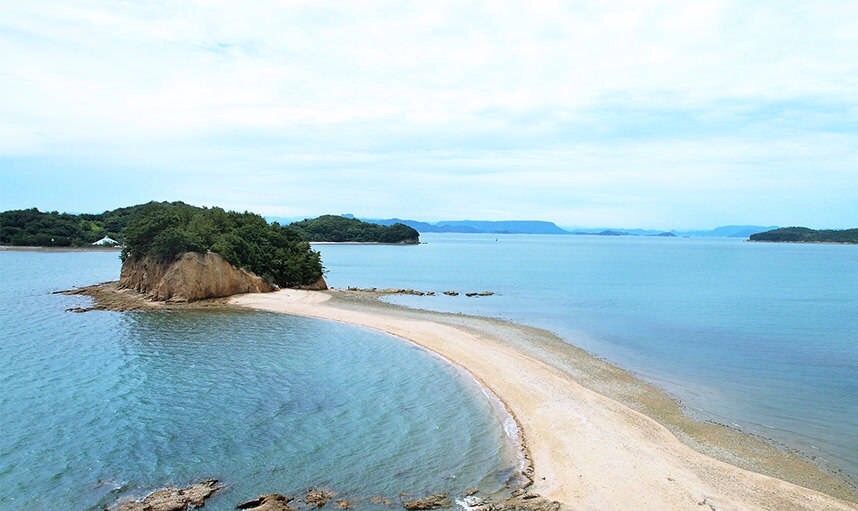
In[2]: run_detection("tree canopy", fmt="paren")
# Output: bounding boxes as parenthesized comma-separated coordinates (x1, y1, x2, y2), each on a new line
(121, 202, 323, 288)
(0, 206, 137, 246)
(289, 215, 419, 243)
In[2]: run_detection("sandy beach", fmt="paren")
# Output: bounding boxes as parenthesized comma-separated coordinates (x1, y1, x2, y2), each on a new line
(231, 289, 857, 511)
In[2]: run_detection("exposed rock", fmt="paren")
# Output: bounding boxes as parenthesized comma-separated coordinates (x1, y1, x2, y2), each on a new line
(236, 494, 295, 511)
(109, 479, 223, 511)
(443, 291, 459, 296)
(304, 488, 335, 508)
(475, 493, 561, 511)
(334, 499, 353, 509)
(61, 281, 235, 312)
(401, 492, 450, 510)
(369, 496, 393, 506)
(300, 276, 329, 291)
(120, 252, 274, 302)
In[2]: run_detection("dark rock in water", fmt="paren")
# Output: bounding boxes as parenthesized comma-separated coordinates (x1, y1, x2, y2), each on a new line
(109, 479, 223, 511)
(465, 291, 494, 297)
(304, 488, 335, 508)
(236, 493, 295, 511)
(402, 492, 450, 510)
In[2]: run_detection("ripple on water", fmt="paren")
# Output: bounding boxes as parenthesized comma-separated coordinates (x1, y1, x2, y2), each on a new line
(1, 284, 517, 511)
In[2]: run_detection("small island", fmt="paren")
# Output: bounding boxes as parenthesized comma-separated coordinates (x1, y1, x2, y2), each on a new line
(749, 226, 858, 244)
(117, 202, 325, 300)
(289, 215, 420, 244)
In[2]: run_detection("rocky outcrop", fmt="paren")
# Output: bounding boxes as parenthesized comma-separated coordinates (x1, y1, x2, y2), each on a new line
(119, 252, 275, 302)
(401, 493, 450, 510)
(109, 479, 223, 511)
(299, 276, 329, 291)
(236, 494, 296, 511)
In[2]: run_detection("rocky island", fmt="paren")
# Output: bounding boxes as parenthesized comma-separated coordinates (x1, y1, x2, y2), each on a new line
(114, 201, 326, 301)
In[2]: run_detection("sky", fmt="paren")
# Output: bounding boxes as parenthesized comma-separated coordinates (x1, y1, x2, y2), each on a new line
(1, 1, 857, 229)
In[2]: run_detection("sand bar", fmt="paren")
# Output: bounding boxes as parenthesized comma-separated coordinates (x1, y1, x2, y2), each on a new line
(231, 289, 857, 511)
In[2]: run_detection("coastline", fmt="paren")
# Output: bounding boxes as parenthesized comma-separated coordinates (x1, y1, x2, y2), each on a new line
(231, 289, 858, 511)
(0, 245, 122, 252)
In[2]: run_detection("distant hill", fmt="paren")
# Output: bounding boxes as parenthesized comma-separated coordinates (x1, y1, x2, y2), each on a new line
(289, 215, 419, 243)
(366, 218, 570, 234)
(273, 215, 779, 239)
(0, 203, 153, 246)
(683, 225, 778, 238)
(749, 227, 858, 244)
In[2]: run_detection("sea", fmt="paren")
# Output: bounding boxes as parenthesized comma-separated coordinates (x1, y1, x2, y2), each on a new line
(1, 233, 856, 510)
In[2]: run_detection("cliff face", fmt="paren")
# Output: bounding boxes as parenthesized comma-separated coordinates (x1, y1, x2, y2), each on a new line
(120, 252, 275, 302)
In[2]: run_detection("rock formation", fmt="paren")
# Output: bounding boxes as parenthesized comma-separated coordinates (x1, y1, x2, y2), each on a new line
(236, 494, 296, 511)
(119, 252, 276, 302)
(401, 492, 450, 510)
(109, 479, 223, 511)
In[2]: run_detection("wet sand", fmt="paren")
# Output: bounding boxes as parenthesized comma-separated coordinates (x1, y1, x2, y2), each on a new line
(231, 289, 858, 511)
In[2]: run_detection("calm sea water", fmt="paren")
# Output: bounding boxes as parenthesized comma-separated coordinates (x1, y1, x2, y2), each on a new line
(3, 234, 856, 510)
(315, 233, 858, 483)
(0, 251, 517, 511)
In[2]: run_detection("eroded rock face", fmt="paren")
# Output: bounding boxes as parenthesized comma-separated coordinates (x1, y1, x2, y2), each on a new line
(119, 252, 275, 302)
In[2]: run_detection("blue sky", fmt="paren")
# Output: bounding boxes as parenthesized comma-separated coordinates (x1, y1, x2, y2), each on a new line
(1, 1, 857, 229)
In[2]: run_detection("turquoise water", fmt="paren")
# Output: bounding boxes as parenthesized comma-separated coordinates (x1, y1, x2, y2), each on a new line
(3, 234, 856, 510)
(0, 251, 517, 510)
(315, 234, 858, 483)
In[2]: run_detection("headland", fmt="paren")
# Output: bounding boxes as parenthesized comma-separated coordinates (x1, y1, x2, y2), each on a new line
(231, 289, 858, 511)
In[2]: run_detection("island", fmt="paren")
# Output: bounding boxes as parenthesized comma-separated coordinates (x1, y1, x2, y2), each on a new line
(288, 215, 420, 243)
(115, 201, 326, 301)
(749, 226, 858, 244)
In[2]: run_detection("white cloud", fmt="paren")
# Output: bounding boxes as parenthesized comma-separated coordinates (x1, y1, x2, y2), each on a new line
(1, 0, 857, 227)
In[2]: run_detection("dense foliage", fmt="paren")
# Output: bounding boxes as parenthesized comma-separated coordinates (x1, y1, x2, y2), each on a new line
(750, 227, 858, 243)
(121, 202, 323, 288)
(289, 215, 419, 243)
(0, 207, 137, 246)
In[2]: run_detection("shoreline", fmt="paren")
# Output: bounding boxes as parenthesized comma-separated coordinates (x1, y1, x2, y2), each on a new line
(231, 289, 858, 511)
(0, 245, 122, 252)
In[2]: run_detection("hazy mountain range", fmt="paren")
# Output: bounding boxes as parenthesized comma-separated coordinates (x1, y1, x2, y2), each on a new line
(268, 215, 776, 239)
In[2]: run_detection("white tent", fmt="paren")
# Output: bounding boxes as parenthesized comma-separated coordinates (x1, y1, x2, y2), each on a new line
(92, 235, 119, 246)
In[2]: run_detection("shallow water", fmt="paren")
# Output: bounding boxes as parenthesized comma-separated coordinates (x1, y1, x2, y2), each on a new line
(0, 251, 517, 510)
(315, 233, 858, 483)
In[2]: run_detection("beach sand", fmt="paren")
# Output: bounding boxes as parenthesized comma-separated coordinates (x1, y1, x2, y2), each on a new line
(231, 289, 858, 511)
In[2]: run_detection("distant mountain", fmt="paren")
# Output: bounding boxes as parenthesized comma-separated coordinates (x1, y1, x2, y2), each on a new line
(681, 225, 778, 238)
(271, 215, 779, 239)
(368, 218, 570, 234)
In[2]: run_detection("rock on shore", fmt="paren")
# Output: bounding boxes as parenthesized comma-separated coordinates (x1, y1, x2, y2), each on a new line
(109, 479, 223, 511)
(120, 252, 276, 302)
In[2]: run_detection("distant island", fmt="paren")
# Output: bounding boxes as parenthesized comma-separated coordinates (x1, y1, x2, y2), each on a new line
(322, 216, 777, 238)
(749, 227, 858, 244)
(289, 215, 419, 243)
